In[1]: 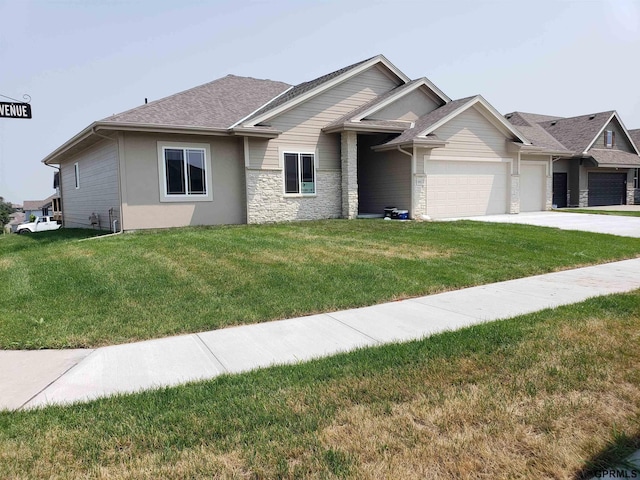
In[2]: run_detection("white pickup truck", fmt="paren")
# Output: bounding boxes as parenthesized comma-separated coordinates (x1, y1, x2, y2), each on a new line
(16, 216, 62, 234)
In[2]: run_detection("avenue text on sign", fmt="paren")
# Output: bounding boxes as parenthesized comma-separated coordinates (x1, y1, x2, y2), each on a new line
(0, 102, 32, 119)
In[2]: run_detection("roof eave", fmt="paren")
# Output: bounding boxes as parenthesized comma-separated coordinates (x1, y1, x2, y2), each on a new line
(42, 121, 233, 165)
(322, 122, 409, 134)
(229, 126, 282, 138)
(42, 123, 97, 165)
(372, 139, 448, 152)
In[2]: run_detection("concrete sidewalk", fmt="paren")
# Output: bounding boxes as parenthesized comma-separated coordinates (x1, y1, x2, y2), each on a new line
(449, 211, 640, 238)
(1, 258, 639, 410)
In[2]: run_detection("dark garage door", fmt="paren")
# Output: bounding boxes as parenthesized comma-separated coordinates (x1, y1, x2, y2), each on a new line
(588, 172, 627, 206)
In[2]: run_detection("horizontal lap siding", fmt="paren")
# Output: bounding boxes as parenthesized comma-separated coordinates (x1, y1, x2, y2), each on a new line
(367, 89, 440, 122)
(60, 140, 119, 229)
(249, 66, 399, 170)
(592, 119, 635, 153)
(432, 107, 510, 160)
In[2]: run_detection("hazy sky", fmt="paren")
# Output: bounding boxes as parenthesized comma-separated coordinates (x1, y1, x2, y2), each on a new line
(1, 0, 639, 204)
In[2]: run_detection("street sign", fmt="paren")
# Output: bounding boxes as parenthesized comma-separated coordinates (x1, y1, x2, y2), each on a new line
(0, 102, 32, 119)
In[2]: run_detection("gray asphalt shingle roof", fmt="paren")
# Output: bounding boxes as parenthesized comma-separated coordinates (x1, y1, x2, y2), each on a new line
(102, 75, 291, 129)
(589, 149, 640, 167)
(536, 111, 615, 152)
(629, 129, 640, 149)
(505, 112, 570, 153)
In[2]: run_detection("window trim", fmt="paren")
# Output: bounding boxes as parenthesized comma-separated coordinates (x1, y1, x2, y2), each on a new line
(157, 141, 213, 203)
(281, 150, 317, 197)
(604, 130, 615, 148)
(74, 162, 80, 189)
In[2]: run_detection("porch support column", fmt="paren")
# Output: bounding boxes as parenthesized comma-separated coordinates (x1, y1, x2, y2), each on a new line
(510, 152, 520, 214)
(545, 155, 553, 210)
(341, 131, 358, 219)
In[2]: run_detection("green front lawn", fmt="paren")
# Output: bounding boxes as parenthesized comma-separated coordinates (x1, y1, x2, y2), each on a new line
(1, 220, 639, 349)
(561, 208, 640, 217)
(1, 292, 639, 478)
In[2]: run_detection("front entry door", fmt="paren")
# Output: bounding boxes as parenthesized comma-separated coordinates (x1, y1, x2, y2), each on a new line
(553, 173, 567, 208)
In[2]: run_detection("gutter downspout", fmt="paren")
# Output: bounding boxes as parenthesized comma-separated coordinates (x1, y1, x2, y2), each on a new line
(396, 146, 416, 220)
(92, 127, 124, 234)
(44, 162, 62, 227)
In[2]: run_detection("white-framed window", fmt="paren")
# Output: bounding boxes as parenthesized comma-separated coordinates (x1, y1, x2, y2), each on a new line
(157, 142, 212, 202)
(634, 168, 640, 189)
(283, 152, 315, 195)
(604, 130, 615, 148)
(74, 162, 80, 189)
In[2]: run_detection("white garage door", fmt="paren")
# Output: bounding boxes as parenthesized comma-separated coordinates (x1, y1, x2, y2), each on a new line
(520, 163, 546, 212)
(426, 160, 508, 218)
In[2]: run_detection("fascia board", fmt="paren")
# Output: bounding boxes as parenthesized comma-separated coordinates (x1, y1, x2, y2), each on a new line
(583, 111, 617, 153)
(229, 127, 282, 138)
(42, 122, 232, 165)
(322, 122, 409, 134)
(244, 55, 410, 127)
(41, 123, 96, 165)
(352, 79, 447, 122)
(372, 139, 447, 152)
(417, 96, 531, 145)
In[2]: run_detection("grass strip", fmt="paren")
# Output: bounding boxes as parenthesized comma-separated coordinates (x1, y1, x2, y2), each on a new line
(1, 220, 639, 349)
(1, 291, 639, 478)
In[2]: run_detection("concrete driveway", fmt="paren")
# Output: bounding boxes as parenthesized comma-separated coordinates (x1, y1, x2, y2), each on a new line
(450, 211, 640, 238)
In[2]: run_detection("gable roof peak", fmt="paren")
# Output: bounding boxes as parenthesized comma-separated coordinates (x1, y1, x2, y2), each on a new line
(243, 54, 415, 126)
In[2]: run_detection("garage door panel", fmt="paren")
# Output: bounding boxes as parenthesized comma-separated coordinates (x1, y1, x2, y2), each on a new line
(426, 160, 508, 218)
(520, 163, 546, 212)
(588, 172, 626, 206)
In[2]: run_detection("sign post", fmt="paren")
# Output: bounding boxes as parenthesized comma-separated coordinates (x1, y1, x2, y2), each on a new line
(0, 102, 32, 119)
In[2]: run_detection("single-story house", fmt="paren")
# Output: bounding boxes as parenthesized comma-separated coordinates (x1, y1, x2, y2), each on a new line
(22, 194, 60, 222)
(43, 55, 567, 231)
(506, 111, 640, 208)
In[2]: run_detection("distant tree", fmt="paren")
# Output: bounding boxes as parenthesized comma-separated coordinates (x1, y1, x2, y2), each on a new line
(0, 197, 15, 226)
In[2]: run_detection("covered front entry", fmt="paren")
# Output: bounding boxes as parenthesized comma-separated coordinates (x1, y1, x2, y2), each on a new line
(357, 134, 411, 216)
(588, 172, 627, 206)
(425, 160, 509, 218)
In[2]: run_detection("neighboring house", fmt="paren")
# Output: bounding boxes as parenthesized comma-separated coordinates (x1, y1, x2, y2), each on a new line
(22, 194, 59, 221)
(506, 112, 640, 207)
(6, 212, 25, 233)
(42, 54, 562, 231)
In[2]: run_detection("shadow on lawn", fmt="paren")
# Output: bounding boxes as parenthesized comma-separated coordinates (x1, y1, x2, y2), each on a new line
(574, 431, 640, 479)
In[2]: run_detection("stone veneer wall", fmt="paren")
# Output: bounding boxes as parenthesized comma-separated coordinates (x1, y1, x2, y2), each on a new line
(246, 169, 342, 224)
(546, 175, 553, 210)
(412, 175, 427, 218)
(509, 175, 520, 214)
(627, 187, 636, 205)
(579, 189, 589, 207)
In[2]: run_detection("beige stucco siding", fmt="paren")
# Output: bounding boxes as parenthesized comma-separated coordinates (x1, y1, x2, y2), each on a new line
(120, 132, 245, 230)
(366, 89, 440, 122)
(60, 139, 119, 229)
(431, 106, 511, 160)
(248, 66, 400, 170)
